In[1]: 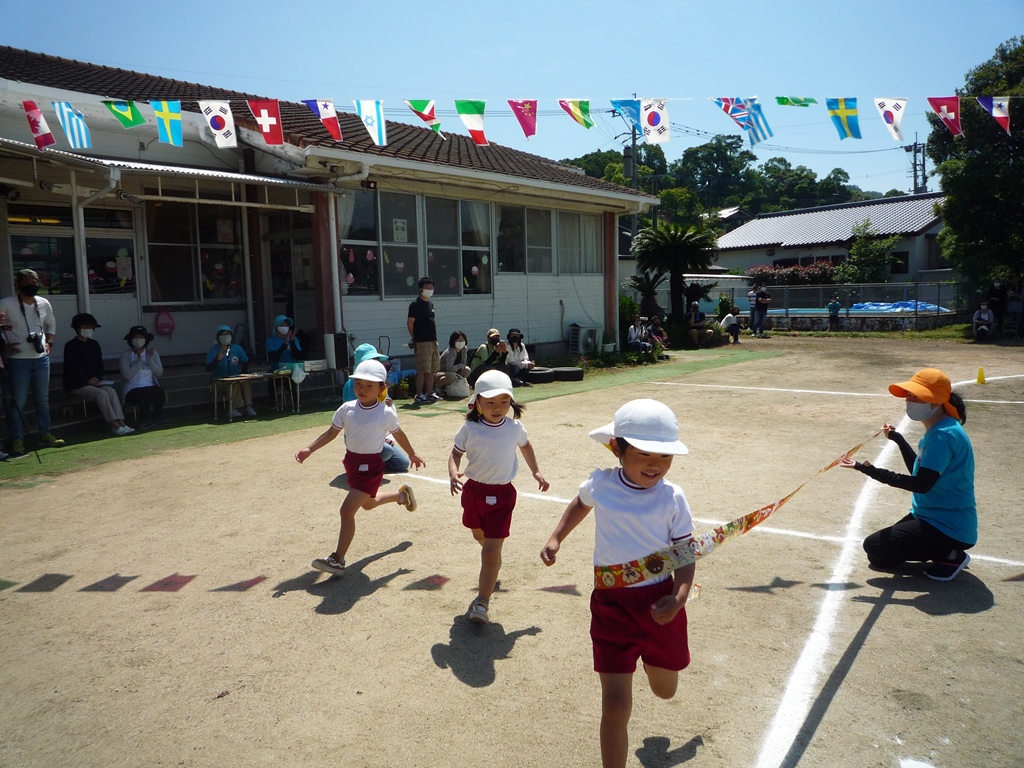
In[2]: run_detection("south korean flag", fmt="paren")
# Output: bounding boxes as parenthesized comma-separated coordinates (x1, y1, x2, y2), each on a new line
(199, 100, 237, 148)
(874, 97, 907, 141)
(641, 99, 671, 144)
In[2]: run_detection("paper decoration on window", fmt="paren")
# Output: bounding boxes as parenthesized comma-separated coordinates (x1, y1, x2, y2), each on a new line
(22, 101, 55, 149)
(199, 100, 237, 148)
(51, 101, 92, 149)
(558, 99, 595, 129)
(874, 98, 907, 141)
(508, 100, 538, 139)
(775, 97, 818, 107)
(641, 98, 670, 144)
(826, 97, 861, 139)
(743, 97, 773, 146)
(103, 100, 146, 129)
(355, 100, 387, 146)
(610, 99, 642, 133)
(927, 97, 962, 136)
(247, 99, 284, 145)
(303, 99, 343, 141)
(404, 100, 445, 139)
(455, 100, 488, 146)
(150, 100, 183, 146)
(976, 96, 1011, 135)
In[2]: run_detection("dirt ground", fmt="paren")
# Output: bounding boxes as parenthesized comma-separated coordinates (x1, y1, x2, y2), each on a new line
(2, 337, 1022, 768)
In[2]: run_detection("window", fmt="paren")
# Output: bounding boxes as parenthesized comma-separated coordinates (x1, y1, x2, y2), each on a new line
(526, 208, 552, 273)
(10, 233, 76, 296)
(339, 189, 380, 296)
(559, 212, 602, 274)
(146, 200, 244, 303)
(461, 201, 491, 294)
(497, 206, 525, 273)
(890, 251, 909, 275)
(380, 192, 419, 297)
(426, 197, 460, 296)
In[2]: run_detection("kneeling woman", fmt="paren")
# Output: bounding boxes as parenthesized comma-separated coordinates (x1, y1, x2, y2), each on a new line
(841, 368, 976, 581)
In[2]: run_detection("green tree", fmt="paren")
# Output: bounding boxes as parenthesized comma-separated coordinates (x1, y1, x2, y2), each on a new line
(561, 149, 623, 179)
(834, 220, 901, 283)
(636, 145, 667, 175)
(655, 187, 702, 227)
(622, 269, 668, 318)
(669, 135, 757, 210)
(630, 223, 718, 317)
(928, 37, 1024, 283)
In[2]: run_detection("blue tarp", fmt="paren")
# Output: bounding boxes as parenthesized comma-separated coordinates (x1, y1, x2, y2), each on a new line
(850, 301, 950, 313)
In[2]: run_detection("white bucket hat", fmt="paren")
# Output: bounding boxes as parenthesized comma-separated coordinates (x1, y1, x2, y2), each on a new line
(470, 369, 515, 406)
(350, 359, 388, 383)
(589, 399, 688, 455)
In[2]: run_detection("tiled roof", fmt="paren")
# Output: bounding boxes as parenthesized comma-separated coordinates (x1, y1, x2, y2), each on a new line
(716, 193, 944, 250)
(0, 46, 649, 201)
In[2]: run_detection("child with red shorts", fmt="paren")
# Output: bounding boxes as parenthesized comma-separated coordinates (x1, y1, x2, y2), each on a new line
(449, 370, 548, 624)
(296, 359, 425, 575)
(541, 399, 696, 768)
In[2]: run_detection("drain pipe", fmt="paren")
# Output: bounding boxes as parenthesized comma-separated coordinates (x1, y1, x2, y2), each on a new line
(72, 167, 121, 313)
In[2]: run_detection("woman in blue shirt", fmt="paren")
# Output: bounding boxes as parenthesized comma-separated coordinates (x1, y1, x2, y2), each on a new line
(841, 368, 976, 581)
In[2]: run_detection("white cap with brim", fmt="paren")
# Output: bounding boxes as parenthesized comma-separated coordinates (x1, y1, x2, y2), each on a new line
(350, 359, 388, 383)
(470, 369, 515, 405)
(589, 398, 688, 455)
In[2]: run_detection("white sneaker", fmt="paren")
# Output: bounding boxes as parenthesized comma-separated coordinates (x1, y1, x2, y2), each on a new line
(469, 598, 490, 624)
(113, 425, 135, 436)
(230, 408, 243, 418)
(244, 405, 257, 417)
(311, 554, 346, 575)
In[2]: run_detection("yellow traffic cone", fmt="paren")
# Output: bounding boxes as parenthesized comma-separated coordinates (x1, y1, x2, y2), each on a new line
(977, 367, 986, 384)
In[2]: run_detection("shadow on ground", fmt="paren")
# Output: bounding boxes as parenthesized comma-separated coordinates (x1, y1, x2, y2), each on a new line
(430, 614, 541, 687)
(636, 735, 705, 766)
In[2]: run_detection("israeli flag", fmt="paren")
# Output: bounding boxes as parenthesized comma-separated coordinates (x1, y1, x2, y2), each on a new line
(355, 100, 387, 146)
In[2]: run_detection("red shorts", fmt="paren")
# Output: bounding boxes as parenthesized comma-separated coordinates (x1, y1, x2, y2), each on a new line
(343, 451, 385, 496)
(590, 578, 690, 674)
(461, 479, 517, 539)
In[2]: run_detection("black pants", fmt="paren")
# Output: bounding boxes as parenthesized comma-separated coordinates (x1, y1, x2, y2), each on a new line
(863, 513, 970, 567)
(125, 385, 166, 421)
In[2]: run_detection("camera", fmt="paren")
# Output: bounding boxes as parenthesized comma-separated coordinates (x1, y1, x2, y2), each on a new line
(27, 332, 46, 354)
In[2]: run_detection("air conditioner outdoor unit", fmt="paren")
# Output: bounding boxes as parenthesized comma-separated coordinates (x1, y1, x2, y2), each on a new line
(569, 323, 598, 354)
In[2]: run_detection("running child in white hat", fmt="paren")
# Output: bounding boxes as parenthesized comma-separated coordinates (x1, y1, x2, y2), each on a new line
(449, 369, 548, 624)
(296, 359, 425, 575)
(540, 399, 696, 768)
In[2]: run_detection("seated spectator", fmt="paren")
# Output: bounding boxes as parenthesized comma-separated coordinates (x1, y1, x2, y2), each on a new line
(435, 330, 473, 395)
(686, 302, 714, 348)
(719, 306, 741, 345)
(205, 324, 255, 418)
(119, 325, 167, 430)
(266, 314, 303, 368)
(64, 313, 134, 436)
(506, 328, 535, 387)
(648, 316, 669, 349)
(626, 315, 652, 352)
(469, 328, 510, 386)
(973, 302, 994, 342)
(342, 343, 410, 472)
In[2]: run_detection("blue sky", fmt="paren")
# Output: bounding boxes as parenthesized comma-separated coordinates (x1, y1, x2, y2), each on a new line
(2, 0, 1021, 194)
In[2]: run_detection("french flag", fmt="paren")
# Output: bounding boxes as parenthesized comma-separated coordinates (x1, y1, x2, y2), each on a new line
(303, 99, 342, 141)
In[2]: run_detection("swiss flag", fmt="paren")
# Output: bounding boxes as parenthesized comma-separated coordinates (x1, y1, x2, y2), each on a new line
(247, 99, 284, 145)
(23, 101, 56, 149)
(927, 96, 963, 137)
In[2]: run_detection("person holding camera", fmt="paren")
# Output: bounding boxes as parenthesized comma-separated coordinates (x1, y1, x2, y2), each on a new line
(0, 269, 64, 455)
(469, 328, 511, 387)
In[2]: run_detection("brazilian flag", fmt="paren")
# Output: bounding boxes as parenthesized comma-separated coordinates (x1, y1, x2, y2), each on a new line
(103, 100, 146, 129)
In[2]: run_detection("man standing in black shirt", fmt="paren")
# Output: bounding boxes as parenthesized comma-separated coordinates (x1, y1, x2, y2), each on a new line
(407, 277, 440, 403)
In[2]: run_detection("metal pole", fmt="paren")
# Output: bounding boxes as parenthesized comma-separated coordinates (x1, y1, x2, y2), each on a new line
(630, 122, 638, 240)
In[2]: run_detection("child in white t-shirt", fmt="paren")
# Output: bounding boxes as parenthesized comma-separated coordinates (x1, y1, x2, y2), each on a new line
(720, 304, 741, 344)
(296, 360, 425, 575)
(449, 369, 548, 624)
(541, 399, 695, 768)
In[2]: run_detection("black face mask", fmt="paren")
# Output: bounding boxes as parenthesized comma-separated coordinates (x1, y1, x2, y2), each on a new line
(20, 284, 39, 297)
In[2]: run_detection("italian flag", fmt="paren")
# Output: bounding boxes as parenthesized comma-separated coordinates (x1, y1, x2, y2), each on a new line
(455, 100, 488, 146)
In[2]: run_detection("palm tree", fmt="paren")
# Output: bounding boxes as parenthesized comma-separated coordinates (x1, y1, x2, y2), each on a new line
(626, 222, 716, 319)
(622, 269, 668, 319)
(630, 223, 718, 318)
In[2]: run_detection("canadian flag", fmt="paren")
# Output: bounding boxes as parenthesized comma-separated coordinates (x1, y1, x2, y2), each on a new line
(247, 99, 284, 145)
(23, 101, 56, 149)
(927, 96, 963, 137)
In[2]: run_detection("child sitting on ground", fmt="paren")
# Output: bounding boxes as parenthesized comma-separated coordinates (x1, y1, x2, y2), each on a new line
(541, 399, 696, 768)
(296, 359, 425, 575)
(449, 370, 548, 624)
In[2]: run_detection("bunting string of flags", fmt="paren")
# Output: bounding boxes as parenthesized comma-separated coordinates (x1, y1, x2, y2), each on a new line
(16, 93, 1018, 154)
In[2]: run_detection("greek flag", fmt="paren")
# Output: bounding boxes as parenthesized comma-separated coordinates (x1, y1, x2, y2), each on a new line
(743, 97, 773, 147)
(51, 101, 92, 149)
(354, 100, 387, 146)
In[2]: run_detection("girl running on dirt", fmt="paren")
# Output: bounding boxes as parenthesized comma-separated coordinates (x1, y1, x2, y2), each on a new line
(448, 369, 548, 624)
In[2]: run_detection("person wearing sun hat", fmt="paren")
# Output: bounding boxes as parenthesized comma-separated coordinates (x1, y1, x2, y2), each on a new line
(63, 313, 134, 436)
(119, 325, 167, 429)
(541, 399, 696, 767)
(841, 368, 976, 581)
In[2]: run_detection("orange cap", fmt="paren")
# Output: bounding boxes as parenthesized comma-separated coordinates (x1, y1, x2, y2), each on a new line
(888, 368, 958, 418)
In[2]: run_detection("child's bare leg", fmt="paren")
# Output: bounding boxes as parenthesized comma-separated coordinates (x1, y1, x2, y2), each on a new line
(334, 490, 370, 560)
(643, 663, 679, 699)
(362, 487, 403, 509)
(472, 531, 504, 601)
(599, 672, 633, 768)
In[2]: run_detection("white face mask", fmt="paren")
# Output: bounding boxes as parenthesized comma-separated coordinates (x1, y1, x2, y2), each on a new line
(421, 288, 434, 298)
(906, 400, 940, 421)
(79, 328, 94, 339)
(131, 338, 147, 349)
(454, 341, 466, 350)
(276, 325, 290, 335)
(218, 334, 232, 345)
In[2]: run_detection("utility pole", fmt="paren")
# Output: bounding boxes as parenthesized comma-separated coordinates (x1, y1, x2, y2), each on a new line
(904, 133, 928, 194)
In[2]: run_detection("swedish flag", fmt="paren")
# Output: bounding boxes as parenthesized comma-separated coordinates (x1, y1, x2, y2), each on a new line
(151, 100, 183, 147)
(826, 98, 861, 140)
